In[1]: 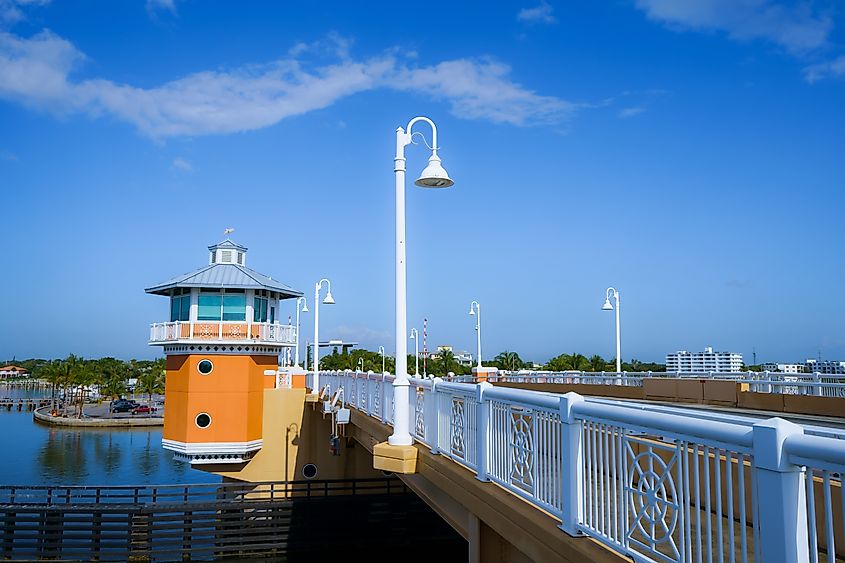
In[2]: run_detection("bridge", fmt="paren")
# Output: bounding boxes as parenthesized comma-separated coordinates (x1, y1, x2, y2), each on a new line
(308, 369, 845, 563)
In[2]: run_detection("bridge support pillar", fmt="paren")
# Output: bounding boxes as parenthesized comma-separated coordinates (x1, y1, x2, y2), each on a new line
(373, 442, 417, 474)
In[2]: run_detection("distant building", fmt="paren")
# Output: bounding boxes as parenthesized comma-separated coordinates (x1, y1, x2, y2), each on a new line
(761, 363, 806, 374)
(0, 365, 28, 379)
(805, 359, 845, 374)
(665, 347, 743, 373)
(430, 345, 474, 367)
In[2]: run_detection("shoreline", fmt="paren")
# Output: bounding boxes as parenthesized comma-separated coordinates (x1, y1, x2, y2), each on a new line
(33, 406, 163, 427)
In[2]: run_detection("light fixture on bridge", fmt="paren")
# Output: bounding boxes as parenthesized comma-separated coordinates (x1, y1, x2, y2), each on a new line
(602, 287, 621, 373)
(601, 298, 613, 311)
(323, 291, 335, 305)
(415, 154, 454, 188)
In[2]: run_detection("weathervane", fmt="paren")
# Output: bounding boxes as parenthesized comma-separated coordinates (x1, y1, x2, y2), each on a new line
(223, 227, 235, 235)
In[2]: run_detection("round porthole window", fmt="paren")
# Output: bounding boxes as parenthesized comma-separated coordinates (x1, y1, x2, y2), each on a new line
(381, 470, 394, 478)
(302, 463, 318, 479)
(195, 413, 211, 428)
(197, 359, 213, 375)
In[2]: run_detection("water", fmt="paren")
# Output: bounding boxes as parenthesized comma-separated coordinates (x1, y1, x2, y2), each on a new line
(0, 385, 219, 486)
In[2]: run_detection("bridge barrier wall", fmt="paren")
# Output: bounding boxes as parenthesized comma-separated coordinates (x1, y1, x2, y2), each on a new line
(314, 369, 845, 563)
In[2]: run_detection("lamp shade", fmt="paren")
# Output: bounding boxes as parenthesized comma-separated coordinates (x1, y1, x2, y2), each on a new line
(415, 154, 454, 188)
(301, 303, 309, 313)
(601, 299, 613, 311)
(323, 292, 335, 305)
(468, 307, 476, 315)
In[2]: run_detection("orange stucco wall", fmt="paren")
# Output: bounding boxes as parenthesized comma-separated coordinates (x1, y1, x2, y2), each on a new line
(163, 354, 276, 444)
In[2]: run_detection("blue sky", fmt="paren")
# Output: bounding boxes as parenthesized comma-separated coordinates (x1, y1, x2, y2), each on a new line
(1, 0, 843, 365)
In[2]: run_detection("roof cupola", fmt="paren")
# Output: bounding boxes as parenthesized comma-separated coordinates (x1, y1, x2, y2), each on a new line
(209, 239, 247, 266)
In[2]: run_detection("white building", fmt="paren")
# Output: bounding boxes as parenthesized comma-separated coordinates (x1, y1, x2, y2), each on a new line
(430, 345, 474, 367)
(761, 363, 806, 374)
(666, 347, 743, 373)
(805, 359, 845, 374)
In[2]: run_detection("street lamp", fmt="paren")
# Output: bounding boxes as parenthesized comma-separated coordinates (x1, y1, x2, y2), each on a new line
(468, 301, 482, 368)
(357, 357, 364, 372)
(311, 278, 335, 395)
(378, 346, 386, 374)
(390, 116, 454, 447)
(294, 297, 308, 367)
(409, 328, 419, 377)
(602, 287, 621, 373)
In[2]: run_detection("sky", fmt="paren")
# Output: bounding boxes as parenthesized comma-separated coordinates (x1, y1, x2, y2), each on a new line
(1, 0, 843, 365)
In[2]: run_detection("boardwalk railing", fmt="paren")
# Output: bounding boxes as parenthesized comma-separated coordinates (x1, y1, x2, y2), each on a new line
(451, 370, 845, 398)
(316, 370, 845, 563)
(0, 478, 413, 561)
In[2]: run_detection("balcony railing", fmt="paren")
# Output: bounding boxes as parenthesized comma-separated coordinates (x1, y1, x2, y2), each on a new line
(314, 369, 845, 563)
(149, 321, 296, 345)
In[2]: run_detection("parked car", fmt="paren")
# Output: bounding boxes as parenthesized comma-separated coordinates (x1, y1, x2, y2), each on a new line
(131, 404, 154, 415)
(110, 399, 138, 413)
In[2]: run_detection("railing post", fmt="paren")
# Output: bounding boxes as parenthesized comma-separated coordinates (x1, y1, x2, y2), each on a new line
(559, 391, 585, 536)
(475, 382, 493, 482)
(429, 378, 441, 455)
(812, 372, 822, 396)
(752, 418, 809, 563)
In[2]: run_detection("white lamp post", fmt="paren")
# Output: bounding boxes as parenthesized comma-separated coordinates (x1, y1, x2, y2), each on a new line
(602, 287, 621, 373)
(294, 297, 308, 367)
(357, 357, 364, 372)
(311, 278, 335, 395)
(409, 328, 419, 377)
(378, 345, 386, 374)
(468, 301, 482, 368)
(390, 116, 454, 446)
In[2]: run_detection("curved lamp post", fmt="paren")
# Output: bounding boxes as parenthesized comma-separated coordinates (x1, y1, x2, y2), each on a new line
(357, 357, 364, 372)
(409, 328, 419, 377)
(378, 346, 386, 374)
(294, 297, 308, 367)
(390, 116, 454, 446)
(602, 287, 621, 373)
(311, 278, 335, 395)
(468, 301, 482, 369)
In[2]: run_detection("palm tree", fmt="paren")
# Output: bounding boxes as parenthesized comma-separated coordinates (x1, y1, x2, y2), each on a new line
(588, 355, 608, 373)
(439, 349, 455, 375)
(494, 351, 523, 372)
(136, 363, 165, 405)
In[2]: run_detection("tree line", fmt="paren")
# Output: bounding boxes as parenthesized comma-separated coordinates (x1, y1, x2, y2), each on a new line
(315, 349, 665, 376)
(4, 356, 166, 418)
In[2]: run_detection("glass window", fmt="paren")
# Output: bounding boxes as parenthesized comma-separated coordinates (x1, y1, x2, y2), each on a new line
(210, 251, 215, 263)
(237, 252, 243, 265)
(170, 295, 190, 322)
(223, 294, 246, 321)
(198, 293, 222, 321)
(253, 297, 268, 322)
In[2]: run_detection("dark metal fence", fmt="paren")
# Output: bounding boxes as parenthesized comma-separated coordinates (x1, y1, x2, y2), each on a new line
(0, 478, 460, 561)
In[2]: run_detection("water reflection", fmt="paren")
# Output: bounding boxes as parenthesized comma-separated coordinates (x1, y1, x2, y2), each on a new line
(0, 387, 217, 486)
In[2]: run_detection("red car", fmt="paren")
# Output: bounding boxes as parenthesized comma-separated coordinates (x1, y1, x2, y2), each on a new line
(131, 404, 154, 415)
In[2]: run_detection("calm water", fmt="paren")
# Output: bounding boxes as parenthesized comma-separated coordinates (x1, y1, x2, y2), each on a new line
(0, 386, 219, 486)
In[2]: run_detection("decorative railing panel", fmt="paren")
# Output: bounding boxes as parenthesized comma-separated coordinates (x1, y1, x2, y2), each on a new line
(149, 322, 295, 345)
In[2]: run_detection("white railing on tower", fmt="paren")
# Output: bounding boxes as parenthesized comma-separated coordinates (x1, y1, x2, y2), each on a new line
(311, 369, 845, 563)
(148, 321, 296, 345)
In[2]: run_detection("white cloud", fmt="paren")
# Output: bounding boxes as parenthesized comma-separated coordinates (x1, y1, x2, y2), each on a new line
(618, 106, 646, 118)
(171, 157, 192, 172)
(634, 0, 832, 54)
(803, 54, 845, 82)
(517, 1, 557, 24)
(0, 30, 576, 138)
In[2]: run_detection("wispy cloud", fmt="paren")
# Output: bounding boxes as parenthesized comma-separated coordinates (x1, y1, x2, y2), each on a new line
(0, 0, 49, 25)
(518, 1, 556, 24)
(803, 54, 845, 82)
(618, 106, 646, 118)
(0, 30, 577, 138)
(146, 0, 176, 18)
(171, 157, 192, 172)
(634, 0, 833, 55)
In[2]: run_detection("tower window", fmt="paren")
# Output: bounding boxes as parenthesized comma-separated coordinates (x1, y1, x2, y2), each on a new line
(302, 463, 318, 479)
(195, 413, 211, 428)
(221, 250, 233, 263)
(210, 251, 215, 263)
(197, 359, 214, 375)
(237, 252, 243, 265)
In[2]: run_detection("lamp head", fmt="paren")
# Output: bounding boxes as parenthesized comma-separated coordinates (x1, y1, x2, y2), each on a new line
(602, 298, 614, 311)
(301, 302, 309, 313)
(415, 154, 454, 188)
(468, 307, 475, 315)
(323, 291, 335, 305)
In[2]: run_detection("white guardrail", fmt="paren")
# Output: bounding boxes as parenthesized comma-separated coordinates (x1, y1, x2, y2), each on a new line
(452, 371, 845, 398)
(313, 370, 845, 563)
(149, 321, 296, 345)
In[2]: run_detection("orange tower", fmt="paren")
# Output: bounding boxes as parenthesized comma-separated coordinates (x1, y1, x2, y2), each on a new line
(146, 239, 302, 465)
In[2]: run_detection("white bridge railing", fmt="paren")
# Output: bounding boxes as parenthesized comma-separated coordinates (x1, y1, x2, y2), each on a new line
(314, 370, 845, 563)
(461, 370, 845, 398)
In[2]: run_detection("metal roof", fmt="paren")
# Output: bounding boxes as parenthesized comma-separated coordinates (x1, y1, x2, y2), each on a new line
(208, 239, 247, 252)
(145, 263, 302, 297)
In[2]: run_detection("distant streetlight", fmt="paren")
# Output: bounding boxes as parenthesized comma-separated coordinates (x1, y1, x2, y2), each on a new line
(311, 278, 335, 395)
(409, 328, 419, 377)
(468, 301, 482, 368)
(378, 346, 386, 374)
(294, 297, 308, 368)
(357, 357, 364, 372)
(390, 116, 453, 447)
(602, 287, 621, 373)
